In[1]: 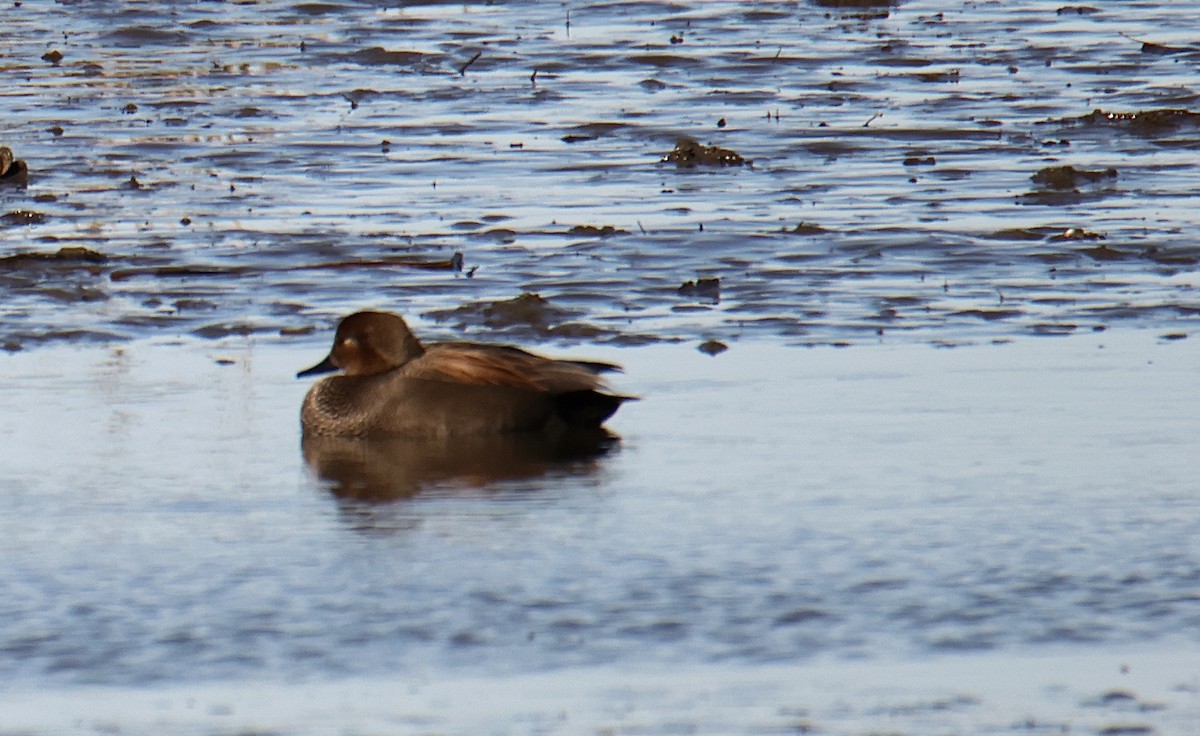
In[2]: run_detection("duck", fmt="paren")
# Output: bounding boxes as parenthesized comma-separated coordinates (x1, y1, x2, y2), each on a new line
(0, 147, 28, 184)
(298, 310, 633, 438)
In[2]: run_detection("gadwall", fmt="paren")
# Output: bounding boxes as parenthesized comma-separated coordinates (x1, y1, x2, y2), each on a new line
(298, 311, 632, 438)
(0, 147, 28, 184)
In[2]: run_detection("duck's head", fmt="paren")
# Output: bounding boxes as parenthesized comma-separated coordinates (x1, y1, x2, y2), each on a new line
(298, 311, 425, 378)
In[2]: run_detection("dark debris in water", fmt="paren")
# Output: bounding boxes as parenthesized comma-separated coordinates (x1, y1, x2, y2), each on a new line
(2, 210, 46, 226)
(1096, 726, 1155, 736)
(1031, 165, 1117, 190)
(1142, 246, 1200, 266)
(0, 247, 108, 269)
(1048, 227, 1105, 242)
(102, 25, 189, 47)
(1021, 166, 1118, 205)
(424, 293, 624, 342)
(677, 278, 721, 301)
(344, 47, 434, 69)
(1118, 31, 1200, 56)
(788, 222, 830, 236)
(953, 309, 1024, 322)
(986, 228, 1055, 241)
(812, 0, 897, 19)
(813, 0, 897, 6)
(1047, 108, 1200, 136)
(3, 328, 127, 353)
(560, 122, 626, 144)
(1019, 190, 1096, 206)
(192, 322, 266, 339)
(568, 224, 628, 237)
(1081, 245, 1133, 261)
(662, 138, 748, 168)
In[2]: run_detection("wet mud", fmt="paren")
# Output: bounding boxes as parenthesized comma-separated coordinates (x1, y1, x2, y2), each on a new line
(2, 1, 1199, 351)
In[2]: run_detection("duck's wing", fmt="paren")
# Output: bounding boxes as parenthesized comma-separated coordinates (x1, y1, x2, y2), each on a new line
(439, 343, 621, 373)
(403, 343, 616, 393)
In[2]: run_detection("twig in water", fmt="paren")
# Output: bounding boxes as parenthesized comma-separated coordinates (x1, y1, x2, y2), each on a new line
(1117, 31, 1146, 44)
(863, 112, 882, 127)
(1117, 29, 1190, 53)
(458, 51, 482, 76)
(530, 68, 538, 87)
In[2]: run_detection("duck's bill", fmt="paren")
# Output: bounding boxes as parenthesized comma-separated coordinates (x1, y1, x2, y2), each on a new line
(297, 354, 338, 378)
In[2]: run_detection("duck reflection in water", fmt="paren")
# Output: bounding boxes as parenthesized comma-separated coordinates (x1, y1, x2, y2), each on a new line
(301, 430, 618, 501)
(297, 311, 633, 500)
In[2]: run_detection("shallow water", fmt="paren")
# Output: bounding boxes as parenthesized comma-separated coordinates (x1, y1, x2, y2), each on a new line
(2, 0, 1200, 349)
(3, 1, 1200, 733)
(4, 649, 1200, 735)
(3, 331, 1200, 733)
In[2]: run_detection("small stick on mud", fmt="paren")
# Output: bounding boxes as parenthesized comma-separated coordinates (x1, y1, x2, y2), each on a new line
(458, 51, 482, 76)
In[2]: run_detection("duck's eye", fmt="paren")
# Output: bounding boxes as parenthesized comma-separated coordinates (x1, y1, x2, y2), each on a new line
(340, 336, 357, 349)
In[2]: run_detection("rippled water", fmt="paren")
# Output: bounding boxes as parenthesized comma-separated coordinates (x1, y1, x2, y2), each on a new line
(3, 1, 1200, 733)
(3, 0, 1200, 349)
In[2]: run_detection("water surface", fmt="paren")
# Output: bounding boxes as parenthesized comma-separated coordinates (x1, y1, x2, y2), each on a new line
(3, 332, 1200, 733)
(2, 0, 1199, 348)
(3, 1, 1200, 733)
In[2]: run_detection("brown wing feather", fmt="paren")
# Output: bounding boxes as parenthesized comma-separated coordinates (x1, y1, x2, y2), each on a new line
(403, 343, 611, 394)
